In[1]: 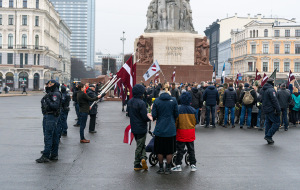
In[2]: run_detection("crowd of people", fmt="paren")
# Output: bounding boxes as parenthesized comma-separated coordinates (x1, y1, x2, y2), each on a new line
(126, 78, 298, 174)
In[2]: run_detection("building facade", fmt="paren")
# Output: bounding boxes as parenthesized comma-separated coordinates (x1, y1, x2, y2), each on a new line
(50, 0, 95, 68)
(59, 20, 71, 84)
(0, 0, 70, 90)
(95, 52, 124, 74)
(230, 21, 300, 82)
(204, 13, 295, 76)
(217, 38, 231, 76)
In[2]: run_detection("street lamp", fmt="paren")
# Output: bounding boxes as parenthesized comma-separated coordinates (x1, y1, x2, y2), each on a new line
(120, 31, 126, 65)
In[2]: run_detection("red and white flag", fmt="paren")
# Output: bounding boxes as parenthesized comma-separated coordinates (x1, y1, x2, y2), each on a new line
(287, 70, 296, 86)
(255, 69, 262, 81)
(154, 73, 160, 84)
(171, 68, 176, 82)
(143, 60, 161, 81)
(261, 73, 269, 86)
(123, 125, 134, 145)
(235, 73, 239, 85)
(116, 56, 135, 99)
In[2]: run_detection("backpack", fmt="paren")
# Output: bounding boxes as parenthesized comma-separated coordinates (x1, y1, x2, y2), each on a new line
(242, 90, 254, 105)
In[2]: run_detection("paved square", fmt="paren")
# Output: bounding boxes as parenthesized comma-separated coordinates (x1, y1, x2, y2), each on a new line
(0, 95, 300, 190)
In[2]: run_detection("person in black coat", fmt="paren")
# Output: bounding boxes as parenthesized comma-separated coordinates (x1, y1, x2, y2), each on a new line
(189, 87, 203, 122)
(203, 82, 219, 128)
(127, 84, 151, 171)
(261, 79, 281, 144)
(276, 84, 291, 131)
(73, 84, 80, 126)
(223, 83, 237, 128)
(87, 85, 98, 133)
(170, 83, 180, 103)
(239, 83, 257, 129)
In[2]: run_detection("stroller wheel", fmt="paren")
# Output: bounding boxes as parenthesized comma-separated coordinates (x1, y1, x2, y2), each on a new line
(185, 153, 190, 166)
(149, 153, 158, 166)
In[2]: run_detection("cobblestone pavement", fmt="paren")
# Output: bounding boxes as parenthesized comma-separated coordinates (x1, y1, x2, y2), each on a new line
(0, 95, 300, 190)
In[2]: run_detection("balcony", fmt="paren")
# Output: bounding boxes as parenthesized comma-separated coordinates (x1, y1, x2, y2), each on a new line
(0, 44, 49, 51)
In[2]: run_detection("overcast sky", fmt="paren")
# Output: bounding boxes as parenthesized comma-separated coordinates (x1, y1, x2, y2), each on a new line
(95, 0, 298, 55)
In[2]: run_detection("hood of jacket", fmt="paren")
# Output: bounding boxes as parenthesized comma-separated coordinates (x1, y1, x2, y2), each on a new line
(132, 84, 145, 98)
(208, 86, 216, 90)
(228, 87, 234, 91)
(191, 87, 198, 93)
(61, 85, 67, 93)
(293, 92, 300, 97)
(159, 92, 172, 101)
(180, 92, 192, 105)
(262, 83, 273, 91)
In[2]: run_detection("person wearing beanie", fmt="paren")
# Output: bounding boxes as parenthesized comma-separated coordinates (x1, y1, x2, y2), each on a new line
(276, 83, 292, 131)
(171, 92, 199, 172)
(127, 84, 152, 171)
(261, 78, 281, 144)
(239, 83, 257, 129)
(291, 87, 300, 126)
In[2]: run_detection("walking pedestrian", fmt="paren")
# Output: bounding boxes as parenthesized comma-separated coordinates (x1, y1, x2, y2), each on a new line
(152, 84, 179, 175)
(223, 83, 237, 128)
(171, 92, 198, 172)
(127, 84, 151, 171)
(203, 82, 219, 128)
(261, 79, 281, 144)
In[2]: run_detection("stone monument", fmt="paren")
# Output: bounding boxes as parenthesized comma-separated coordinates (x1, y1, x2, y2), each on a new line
(134, 0, 212, 83)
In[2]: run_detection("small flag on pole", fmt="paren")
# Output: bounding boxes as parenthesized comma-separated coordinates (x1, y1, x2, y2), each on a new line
(235, 73, 239, 85)
(143, 60, 161, 81)
(123, 125, 134, 145)
(270, 68, 277, 80)
(221, 62, 226, 84)
(287, 70, 296, 86)
(255, 69, 262, 80)
(261, 73, 269, 86)
(171, 68, 176, 82)
(154, 73, 160, 84)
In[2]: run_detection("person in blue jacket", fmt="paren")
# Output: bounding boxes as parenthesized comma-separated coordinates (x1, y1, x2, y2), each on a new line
(127, 84, 151, 171)
(203, 82, 219, 128)
(152, 84, 179, 175)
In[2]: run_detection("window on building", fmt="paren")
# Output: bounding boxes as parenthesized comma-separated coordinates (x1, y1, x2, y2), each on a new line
(25, 53, 28, 65)
(295, 44, 300, 54)
(253, 30, 255, 38)
(34, 54, 36, 65)
(296, 30, 300, 37)
(64, 64, 65, 72)
(23, 0, 27, 8)
(0, 34, 2, 48)
(35, 35, 39, 49)
(37, 54, 40, 65)
(251, 45, 256, 54)
(0, 15, 2, 25)
(22, 15, 27, 25)
(20, 53, 23, 67)
(0, 53, 2, 64)
(274, 62, 280, 72)
(0, 0, 2, 8)
(263, 62, 268, 72)
(285, 30, 290, 37)
(8, 34, 13, 49)
(250, 31, 252, 38)
(9, 0, 13, 8)
(285, 44, 290, 54)
(248, 62, 253, 71)
(284, 62, 290, 72)
(257, 30, 259, 37)
(7, 53, 13, 64)
(36, 0, 39, 9)
(295, 62, 300, 72)
(264, 29, 268, 37)
(274, 44, 280, 54)
(275, 30, 280, 37)
(263, 44, 269, 54)
(35, 16, 39, 26)
(22, 34, 27, 48)
(8, 15, 14, 25)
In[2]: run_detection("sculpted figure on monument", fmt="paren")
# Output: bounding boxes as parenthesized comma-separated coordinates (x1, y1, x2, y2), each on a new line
(195, 37, 210, 66)
(145, 0, 196, 33)
(136, 36, 153, 65)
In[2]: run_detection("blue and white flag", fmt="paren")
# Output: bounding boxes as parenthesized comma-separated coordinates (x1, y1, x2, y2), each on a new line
(221, 62, 226, 84)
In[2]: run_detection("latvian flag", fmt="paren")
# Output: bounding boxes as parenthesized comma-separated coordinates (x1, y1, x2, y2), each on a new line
(261, 73, 269, 86)
(287, 70, 296, 86)
(154, 73, 160, 84)
(116, 56, 135, 99)
(171, 68, 176, 82)
(123, 125, 134, 145)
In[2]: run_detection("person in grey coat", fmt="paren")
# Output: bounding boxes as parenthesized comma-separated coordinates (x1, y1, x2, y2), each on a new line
(276, 84, 292, 131)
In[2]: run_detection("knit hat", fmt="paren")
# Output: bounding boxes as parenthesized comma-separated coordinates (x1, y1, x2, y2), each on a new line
(244, 83, 250, 88)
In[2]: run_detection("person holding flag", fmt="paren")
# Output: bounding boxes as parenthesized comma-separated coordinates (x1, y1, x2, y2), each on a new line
(127, 84, 153, 171)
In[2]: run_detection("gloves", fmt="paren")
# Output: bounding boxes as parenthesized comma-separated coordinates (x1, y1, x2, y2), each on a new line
(101, 93, 106, 98)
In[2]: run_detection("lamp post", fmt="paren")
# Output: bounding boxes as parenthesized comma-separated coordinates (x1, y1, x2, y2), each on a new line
(120, 31, 126, 65)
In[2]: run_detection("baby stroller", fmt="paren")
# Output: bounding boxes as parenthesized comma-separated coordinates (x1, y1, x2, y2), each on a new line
(146, 122, 190, 167)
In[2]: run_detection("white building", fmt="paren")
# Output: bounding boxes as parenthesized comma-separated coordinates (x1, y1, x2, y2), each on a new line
(59, 20, 71, 85)
(0, 0, 71, 90)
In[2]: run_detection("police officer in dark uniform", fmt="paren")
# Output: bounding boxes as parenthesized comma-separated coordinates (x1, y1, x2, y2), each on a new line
(58, 85, 71, 137)
(87, 85, 98, 133)
(261, 78, 281, 144)
(36, 80, 62, 163)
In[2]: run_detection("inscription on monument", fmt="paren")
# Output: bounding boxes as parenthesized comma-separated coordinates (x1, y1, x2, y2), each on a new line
(166, 46, 183, 56)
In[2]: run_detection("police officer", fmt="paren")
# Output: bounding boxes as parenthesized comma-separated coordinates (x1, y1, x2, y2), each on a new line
(87, 84, 98, 133)
(36, 80, 62, 163)
(261, 78, 281, 144)
(58, 85, 71, 137)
